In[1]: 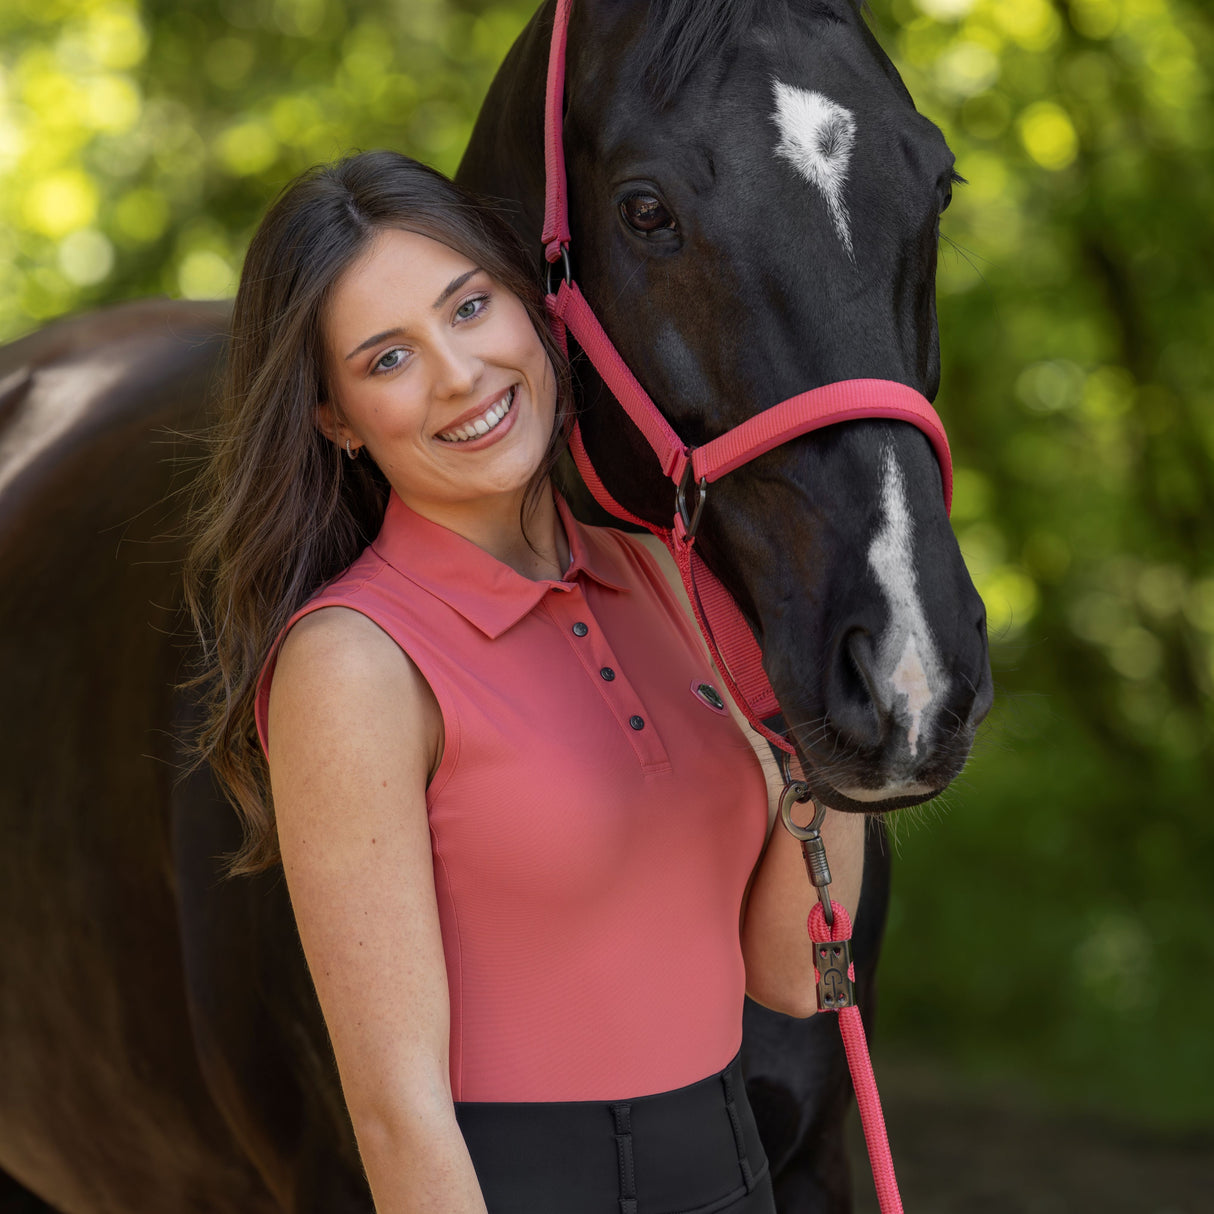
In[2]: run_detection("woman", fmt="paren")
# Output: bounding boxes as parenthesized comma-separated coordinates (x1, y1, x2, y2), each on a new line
(187, 150, 863, 1214)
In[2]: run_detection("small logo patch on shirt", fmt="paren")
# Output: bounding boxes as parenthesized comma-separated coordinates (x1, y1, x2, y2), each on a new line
(691, 680, 728, 714)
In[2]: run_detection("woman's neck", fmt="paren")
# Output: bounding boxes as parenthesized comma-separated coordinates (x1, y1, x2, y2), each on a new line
(398, 483, 569, 582)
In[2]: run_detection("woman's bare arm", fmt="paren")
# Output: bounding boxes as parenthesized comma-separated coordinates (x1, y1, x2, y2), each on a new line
(634, 534, 863, 1018)
(267, 607, 487, 1213)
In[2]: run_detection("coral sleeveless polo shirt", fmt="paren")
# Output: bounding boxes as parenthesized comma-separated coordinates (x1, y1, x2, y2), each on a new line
(257, 492, 769, 1103)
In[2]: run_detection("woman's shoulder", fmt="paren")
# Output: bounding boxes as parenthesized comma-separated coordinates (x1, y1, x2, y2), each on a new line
(276, 604, 401, 676)
(262, 602, 438, 758)
(273, 607, 424, 718)
(267, 605, 439, 759)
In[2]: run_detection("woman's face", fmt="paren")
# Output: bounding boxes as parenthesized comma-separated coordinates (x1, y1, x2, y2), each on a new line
(321, 227, 556, 524)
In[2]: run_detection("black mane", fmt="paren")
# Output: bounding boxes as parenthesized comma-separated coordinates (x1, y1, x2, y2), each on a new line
(638, 0, 849, 106)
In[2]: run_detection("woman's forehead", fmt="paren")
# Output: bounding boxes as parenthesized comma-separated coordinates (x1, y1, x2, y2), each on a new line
(326, 229, 483, 349)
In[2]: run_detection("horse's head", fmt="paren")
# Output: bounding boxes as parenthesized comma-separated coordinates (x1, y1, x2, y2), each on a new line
(462, 0, 993, 811)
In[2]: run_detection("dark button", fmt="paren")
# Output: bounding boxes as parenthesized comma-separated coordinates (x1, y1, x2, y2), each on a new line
(572, 622, 589, 637)
(599, 667, 615, 681)
(629, 715, 645, 731)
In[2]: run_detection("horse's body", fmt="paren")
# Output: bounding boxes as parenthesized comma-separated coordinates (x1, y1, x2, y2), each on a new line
(0, 2, 988, 1211)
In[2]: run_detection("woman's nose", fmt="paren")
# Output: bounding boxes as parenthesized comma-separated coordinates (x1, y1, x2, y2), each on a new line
(431, 338, 482, 399)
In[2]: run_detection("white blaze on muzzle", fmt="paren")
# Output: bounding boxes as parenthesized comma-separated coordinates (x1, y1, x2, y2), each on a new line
(867, 444, 943, 758)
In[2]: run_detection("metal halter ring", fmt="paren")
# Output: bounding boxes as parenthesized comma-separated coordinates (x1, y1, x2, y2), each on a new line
(676, 461, 709, 540)
(545, 244, 573, 295)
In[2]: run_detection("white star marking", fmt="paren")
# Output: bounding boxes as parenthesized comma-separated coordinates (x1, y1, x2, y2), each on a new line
(771, 80, 858, 260)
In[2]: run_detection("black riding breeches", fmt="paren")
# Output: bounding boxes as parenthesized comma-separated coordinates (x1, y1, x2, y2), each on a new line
(455, 1053, 775, 1214)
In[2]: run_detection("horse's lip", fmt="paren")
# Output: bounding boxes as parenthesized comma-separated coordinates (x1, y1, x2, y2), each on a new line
(797, 771, 943, 815)
(814, 787, 939, 815)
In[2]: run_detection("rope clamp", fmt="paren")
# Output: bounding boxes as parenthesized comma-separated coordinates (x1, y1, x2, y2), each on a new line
(815, 939, 855, 1010)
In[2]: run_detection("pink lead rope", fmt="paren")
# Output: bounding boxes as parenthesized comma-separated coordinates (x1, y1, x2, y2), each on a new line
(542, 3, 917, 1205)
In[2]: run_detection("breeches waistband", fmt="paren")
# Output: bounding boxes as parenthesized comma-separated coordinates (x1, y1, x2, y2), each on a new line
(454, 1053, 774, 1214)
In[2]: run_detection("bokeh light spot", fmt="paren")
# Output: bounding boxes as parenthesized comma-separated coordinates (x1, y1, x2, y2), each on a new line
(274, 0, 328, 39)
(86, 4, 150, 71)
(177, 250, 234, 300)
(935, 41, 999, 98)
(23, 169, 99, 237)
(215, 121, 279, 176)
(85, 74, 142, 133)
(1109, 626, 1163, 680)
(994, 0, 1062, 52)
(1069, 0, 1122, 40)
(114, 187, 170, 243)
(58, 228, 115, 285)
(1016, 359, 1086, 413)
(912, 0, 975, 18)
(1018, 101, 1080, 170)
(979, 566, 1040, 638)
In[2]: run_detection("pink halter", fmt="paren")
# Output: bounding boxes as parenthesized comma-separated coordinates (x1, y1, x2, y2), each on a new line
(540, 0, 952, 755)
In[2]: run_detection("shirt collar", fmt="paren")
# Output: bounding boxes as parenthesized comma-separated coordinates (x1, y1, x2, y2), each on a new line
(370, 491, 631, 639)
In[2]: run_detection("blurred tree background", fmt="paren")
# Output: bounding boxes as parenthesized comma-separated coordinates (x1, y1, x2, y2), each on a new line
(1, 0, 1210, 1133)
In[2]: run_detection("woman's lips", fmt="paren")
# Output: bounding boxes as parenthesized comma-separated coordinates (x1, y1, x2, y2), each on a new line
(436, 387, 516, 443)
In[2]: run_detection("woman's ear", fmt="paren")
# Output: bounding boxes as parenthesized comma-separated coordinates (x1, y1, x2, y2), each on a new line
(315, 401, 348, 446)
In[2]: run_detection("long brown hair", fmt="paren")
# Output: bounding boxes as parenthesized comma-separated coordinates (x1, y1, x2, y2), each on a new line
(184, 150, 572, 875)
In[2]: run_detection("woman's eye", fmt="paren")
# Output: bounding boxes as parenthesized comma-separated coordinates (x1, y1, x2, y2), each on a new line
(455, 294, 488, 321)
(620, 193, 676, 234)
(374, 348, 406, 373)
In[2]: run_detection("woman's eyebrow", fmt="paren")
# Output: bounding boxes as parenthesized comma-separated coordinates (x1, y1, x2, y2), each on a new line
(345, 327, 403, 361)
(432, 267, 480, 310)
(344, 268, 484, 361)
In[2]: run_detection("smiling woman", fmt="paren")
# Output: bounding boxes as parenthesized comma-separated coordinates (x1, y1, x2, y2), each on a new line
(318, 228, 559, 545)
(185, 150, 574, 869)
(183, 149, 864, 1214)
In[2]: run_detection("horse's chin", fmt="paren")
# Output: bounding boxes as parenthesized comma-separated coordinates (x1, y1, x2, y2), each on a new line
(809, 785, 941, 815)
(793, 765, 947, 815)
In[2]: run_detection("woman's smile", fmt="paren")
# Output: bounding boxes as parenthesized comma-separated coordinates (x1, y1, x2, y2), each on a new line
(436, 384, 517, 445)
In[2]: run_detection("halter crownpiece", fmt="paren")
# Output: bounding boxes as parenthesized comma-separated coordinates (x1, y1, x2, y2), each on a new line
(540, 0, 953, 756)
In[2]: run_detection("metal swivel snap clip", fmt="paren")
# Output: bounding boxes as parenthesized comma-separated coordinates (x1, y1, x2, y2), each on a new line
(777, 753, 834, 927)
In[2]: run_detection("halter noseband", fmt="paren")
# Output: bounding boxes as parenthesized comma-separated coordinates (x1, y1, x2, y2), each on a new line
(540, 0, 953, 755)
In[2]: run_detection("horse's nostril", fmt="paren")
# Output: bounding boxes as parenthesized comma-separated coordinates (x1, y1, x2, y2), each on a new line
(826, 628, 884, 750)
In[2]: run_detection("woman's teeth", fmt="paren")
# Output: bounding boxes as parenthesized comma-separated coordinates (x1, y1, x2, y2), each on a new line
(438, 388, 515, 443)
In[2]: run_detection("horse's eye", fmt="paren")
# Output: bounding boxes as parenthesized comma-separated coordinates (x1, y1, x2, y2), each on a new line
(620, 193, 675, 234)
(940, 171, 964, 215)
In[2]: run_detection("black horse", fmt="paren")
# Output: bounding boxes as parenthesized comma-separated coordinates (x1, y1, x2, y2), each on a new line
(0, 2, 989, 1211)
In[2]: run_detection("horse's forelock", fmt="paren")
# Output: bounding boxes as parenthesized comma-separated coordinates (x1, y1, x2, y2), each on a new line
(638, 0, 859, 106)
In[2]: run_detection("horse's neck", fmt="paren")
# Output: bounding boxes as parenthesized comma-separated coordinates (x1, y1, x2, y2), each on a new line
(455, 1, 553, 250)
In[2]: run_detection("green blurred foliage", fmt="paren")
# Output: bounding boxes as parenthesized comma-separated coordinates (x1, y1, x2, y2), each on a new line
(2, 0, 1211, 1128)
(866, 0, 1214, 1130)
(0, 0, 536, 334)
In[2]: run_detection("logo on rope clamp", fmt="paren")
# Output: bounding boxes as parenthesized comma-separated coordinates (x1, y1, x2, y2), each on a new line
(815, 940, 854, 1010)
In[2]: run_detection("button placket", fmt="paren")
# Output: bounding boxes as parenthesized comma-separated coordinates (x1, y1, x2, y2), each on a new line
(545, 587, 668, 770)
